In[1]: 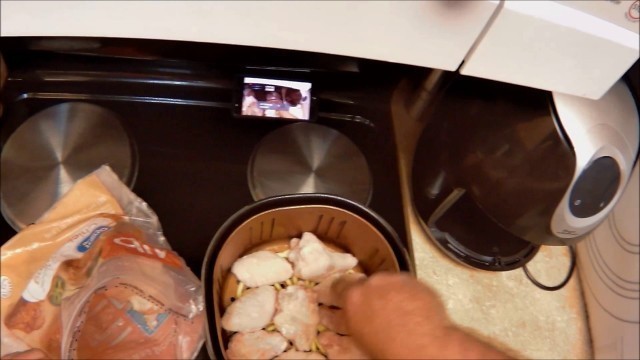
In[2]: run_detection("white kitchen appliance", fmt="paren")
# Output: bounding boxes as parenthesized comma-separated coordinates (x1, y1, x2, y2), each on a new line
(411, 75, 639, 271)
(1, 1, 638, 98)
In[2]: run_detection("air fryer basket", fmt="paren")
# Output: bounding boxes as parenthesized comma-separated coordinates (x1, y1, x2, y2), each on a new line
(202, 194, 413, 359)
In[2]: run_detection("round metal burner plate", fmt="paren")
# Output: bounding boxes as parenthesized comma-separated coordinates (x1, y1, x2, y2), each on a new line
(1, 102, 137, 230)
(248, 122, 372, 205)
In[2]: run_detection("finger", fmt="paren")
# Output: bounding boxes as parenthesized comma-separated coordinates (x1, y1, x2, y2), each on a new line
(368, 271, 412, 285)
(331, 273, 366, 308)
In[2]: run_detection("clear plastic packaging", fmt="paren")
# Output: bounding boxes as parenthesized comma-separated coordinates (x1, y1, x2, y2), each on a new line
(60, 220, 205, 359)
(0, 166, 204, 359)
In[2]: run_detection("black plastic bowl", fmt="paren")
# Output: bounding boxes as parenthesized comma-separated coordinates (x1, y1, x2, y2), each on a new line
(201, 193, 413, 359)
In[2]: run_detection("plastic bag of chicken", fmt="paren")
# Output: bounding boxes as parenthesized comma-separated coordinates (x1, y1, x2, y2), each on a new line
(0, 166, 205, 359)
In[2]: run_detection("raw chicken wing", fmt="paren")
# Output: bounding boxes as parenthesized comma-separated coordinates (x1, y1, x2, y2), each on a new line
(222, 286, 276, 332)
(315, 272, 366, 307)
(226, 330, 288, 360)
(288, 232, 357, 281)
(319, 306, 349, 335)
(317, 331, 369, 359)
(232, 250, 293, 287)
(273, 285, 320, 351)
(276, 349, 326, 360)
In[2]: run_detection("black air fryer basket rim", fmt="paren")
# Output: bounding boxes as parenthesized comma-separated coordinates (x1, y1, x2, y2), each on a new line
(201, 193, 413, 359)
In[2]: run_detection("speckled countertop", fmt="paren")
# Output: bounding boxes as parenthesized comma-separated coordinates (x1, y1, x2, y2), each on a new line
(390, 78, 592, 359)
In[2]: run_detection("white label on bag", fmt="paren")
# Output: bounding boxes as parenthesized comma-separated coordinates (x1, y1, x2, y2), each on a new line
(1, 276, 12, 299)
(21, 217, 115, 303)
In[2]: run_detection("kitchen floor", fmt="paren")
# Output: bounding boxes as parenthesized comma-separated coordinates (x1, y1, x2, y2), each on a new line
(391, 77, 592, 359)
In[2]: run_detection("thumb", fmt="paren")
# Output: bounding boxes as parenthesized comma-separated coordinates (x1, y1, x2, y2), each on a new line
(330, 272, 366, 308)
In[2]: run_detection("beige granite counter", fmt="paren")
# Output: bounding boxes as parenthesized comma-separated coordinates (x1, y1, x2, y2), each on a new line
(390, 77, 592, 359)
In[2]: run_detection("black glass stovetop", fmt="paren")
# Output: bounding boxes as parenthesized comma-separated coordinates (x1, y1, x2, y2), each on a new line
(0, 40, 410, 278)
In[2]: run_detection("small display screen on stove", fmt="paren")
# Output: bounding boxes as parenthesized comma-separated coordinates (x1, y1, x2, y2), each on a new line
(241, 77, 312, 120)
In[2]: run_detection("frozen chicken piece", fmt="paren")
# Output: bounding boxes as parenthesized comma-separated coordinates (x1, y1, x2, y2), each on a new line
(276, 349, 326, 359)
(319, 306, 349, 335)
(226, 330, 288, 360)
(222, 286, 276, 332)
(317, 331, 369, 359)
(315, 272, 366, 308)
(288, 232, 357, 281)
(274, 285, 320, 351)
(231, 251, 293, 287)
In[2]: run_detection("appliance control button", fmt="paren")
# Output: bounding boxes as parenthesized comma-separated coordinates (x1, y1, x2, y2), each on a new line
(569, 156, 620, 218)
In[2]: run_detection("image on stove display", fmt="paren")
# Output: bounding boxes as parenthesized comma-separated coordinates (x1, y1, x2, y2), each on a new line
(241, 77, 312, 120)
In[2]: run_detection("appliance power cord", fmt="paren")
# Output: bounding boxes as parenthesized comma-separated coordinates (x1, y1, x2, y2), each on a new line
(522, 245, 576, 291)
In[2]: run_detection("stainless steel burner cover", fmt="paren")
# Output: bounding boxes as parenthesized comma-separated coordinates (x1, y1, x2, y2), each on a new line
(1, 102, 137, 230)
(248, 122, 372, 205)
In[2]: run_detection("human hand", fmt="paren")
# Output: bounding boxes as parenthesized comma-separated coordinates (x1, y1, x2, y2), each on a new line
(339, 272, 450, 357)
(338, 272, 511, 359)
